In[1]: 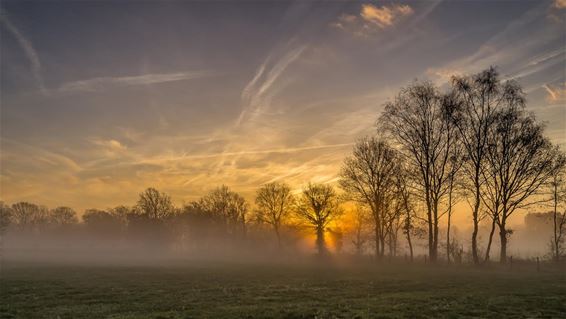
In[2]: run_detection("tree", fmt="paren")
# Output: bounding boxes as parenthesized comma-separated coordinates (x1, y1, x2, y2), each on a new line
(195, 185, 249, 238)
(49, 206, 78, 226)
(449, 67, 516, 264)
(10, 202, 48, 231)
(295, 183, 342, 256)
(350, 205, 371, 256)
(83, 209, 125, 239)
(255, 182, 295, 248)
(136, 188, 175, 220)
(395, 167, 416, 261)
(339, 136, 400, 259)
(380, 82, 460, 262)
(0, 202, 11, 235)
(548, 149, 566, 262)
(482, 104, 557, 263)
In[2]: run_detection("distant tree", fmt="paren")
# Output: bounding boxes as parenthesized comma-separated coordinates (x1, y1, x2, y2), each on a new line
(195, 185, 249, 238)
(295, 183, 342, 256)
(548, 150, 566, 261)
(339, 136, 400, 259)
(83, 209, 123, 237)
(0, 202, 11, 254)
(482, 104, 557, 263)
(380, 82, 460, 262)
(449, 67, 518, 264)
(49, 206, 78, 226)
(136, 188, 175, 220)
(10, 202, 48, 231)
(350, 205, 371, 256)
(0, 202, 11, 231)
(255, 182, 295, 248)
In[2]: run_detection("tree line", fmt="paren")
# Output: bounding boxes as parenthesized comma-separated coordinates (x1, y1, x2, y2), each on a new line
(1, 67, 565, 264)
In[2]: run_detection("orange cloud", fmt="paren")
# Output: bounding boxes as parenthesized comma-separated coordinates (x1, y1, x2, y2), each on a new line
(543, 83, 566, 103)
(554, 0, 566, 9)
(332, 3, 414, 37)
(361, 3, 414, 28)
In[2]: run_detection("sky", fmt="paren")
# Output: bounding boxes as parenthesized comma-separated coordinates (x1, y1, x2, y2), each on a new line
(1, 0, 565, 216)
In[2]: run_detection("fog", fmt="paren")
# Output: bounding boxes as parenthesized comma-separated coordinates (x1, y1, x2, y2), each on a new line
(1, 210, 557, 268)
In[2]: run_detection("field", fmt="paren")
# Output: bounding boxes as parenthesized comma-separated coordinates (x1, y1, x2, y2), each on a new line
(1, 260, 565, 319)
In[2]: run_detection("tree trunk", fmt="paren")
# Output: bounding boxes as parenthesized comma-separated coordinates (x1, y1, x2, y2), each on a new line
(446, 212, 451, 264)
(274, 225, 281, 249)
(553, 183, 559, 262)
(499, 222, 507, 264)
(316, 225, 325, 256)
(484, 216, 496, 262)
(431, 199, 439, 262)
(425, 188, 434, 262)
(406, 229, 413, 262)
(375, 222, 380, 259)
(471, 173, 481, 265)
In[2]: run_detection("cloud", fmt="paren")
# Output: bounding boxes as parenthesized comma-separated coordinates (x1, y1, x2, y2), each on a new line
(237, 43, 307, 126)
(0, 12, 46, 93)
(58, 71, 214, 93)
(554, 0, 566, 9)
(361, 3, 413, 28)
(332, 2, 414, 36)
(542, 83, 566, 103)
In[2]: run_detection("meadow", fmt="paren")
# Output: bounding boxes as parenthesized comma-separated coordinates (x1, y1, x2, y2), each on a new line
(1, 260, 565, 319)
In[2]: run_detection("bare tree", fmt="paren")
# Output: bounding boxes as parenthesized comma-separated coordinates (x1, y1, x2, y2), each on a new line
(295, 183, 342, 256)
(0, 202, 11, 235)
(393, 164, 417, 261)
(450, 67, 516, 264)
(10, 202, 48, 231)
(380, 82, 459, 262)
(50, 207, 78, 226)
(482, 104, 557, 263)
(137, 188, 175, 220)
(339, 136, 399, 259)
(196, 185, 249, 238)
(350, 205, 371, 256)
(549, 150, 566, 262)
(255, 182, 295, 248)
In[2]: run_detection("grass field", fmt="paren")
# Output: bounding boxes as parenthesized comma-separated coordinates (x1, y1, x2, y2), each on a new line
(1, 260, 565, 318)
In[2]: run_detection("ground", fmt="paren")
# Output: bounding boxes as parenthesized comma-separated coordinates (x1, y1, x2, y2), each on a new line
(1, 260, 565, 318)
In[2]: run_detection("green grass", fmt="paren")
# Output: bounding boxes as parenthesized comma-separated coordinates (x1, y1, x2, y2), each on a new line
(1, 261, 564, 318)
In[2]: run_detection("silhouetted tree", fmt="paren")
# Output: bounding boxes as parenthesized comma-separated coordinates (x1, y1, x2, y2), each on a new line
(295, 183, 342, 256)
(195, 185, 249, 238)
(255, 182, 295, 248)
(0, 202, 11, 234)
(83, 209, 123, 237)
(449, 67, 516, 264)
(549, 149, 566, 261)
(380, 82, 460, 262)
(10, 202, 48, 232)
(350, 206, 371, 256)
(339, 136, 400, 259)
(49, 206, 78, 226)
(136, 188, 175, 220)
(482, 104, 557, 263)
(395, 165, 416, 261)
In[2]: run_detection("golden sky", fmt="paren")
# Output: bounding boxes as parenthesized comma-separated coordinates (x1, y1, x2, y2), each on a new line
(1, 0, 565, 225)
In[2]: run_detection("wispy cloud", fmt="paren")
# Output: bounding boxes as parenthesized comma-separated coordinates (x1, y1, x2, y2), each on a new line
(237, 43, 307, 126)
(543, 83, 566, 103)
(0, 11, 46, 93)
(58, 71, 214, 93)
